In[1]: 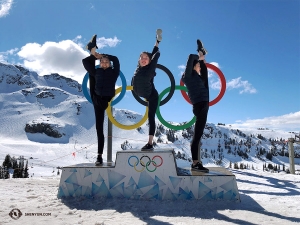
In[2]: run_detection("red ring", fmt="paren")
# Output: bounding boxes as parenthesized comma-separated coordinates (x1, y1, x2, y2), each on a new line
(152, 155, 163, 167)
(180, 63, 226, 106)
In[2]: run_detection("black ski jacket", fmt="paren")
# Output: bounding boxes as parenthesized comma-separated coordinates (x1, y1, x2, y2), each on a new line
(132, 46, 160, 99)
(93, 54, 120, 97)
(181, 54, 209, 104)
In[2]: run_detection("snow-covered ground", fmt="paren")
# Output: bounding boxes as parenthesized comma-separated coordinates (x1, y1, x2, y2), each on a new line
(1, 168, 300, 225)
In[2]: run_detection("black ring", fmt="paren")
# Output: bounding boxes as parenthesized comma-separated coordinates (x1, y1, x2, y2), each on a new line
(140, 155, 151, 167)
(131, 64, 175, 106)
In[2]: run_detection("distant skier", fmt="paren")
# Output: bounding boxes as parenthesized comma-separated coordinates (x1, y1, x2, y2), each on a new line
(132, 29, 162, 151)
(82, 35, 120, 165)
(181, 39, 209, 172)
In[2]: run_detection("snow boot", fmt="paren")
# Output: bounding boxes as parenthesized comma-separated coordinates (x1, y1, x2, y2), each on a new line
(141, 143, 154, 151)
(191, 162, 209, 173)
(156, 29, 162, 43)
(95, 155, 103, 166)
(197, 39, 208, 55)
(86, 34, 98, 51)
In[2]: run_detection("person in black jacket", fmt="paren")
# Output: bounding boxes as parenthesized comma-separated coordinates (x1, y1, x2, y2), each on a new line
(82, 35, 120, 165)
(132, 29, 162, 150)
(181, 39, 209, 172)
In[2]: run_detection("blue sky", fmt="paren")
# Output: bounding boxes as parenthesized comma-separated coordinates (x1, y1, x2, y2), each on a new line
(0, 0, 299, 131)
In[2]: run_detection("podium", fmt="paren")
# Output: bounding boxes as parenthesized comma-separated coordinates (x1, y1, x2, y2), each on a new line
(57, 149, 240, 201)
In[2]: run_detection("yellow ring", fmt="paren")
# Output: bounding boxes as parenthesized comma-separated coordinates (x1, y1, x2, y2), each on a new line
(106, 86, 149, 130)
(134, 161, 145, 172)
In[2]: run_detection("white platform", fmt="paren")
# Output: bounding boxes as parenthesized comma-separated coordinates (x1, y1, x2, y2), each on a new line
(57, 149, 240, 201)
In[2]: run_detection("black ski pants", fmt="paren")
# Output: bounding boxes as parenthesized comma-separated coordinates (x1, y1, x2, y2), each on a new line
(147, 88, 159, 136)
(82, 55, 111, 155)
(92, 95, 112, 155)
(191, 101, 209, 160)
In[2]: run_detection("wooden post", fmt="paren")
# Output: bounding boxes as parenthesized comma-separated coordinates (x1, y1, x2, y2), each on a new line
(107, 106, 113, 163)
(288, 138, 295, 174)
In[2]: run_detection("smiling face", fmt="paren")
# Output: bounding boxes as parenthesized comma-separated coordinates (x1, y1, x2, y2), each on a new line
(100, 57, 110, 69)
(139, 53, 150, 67)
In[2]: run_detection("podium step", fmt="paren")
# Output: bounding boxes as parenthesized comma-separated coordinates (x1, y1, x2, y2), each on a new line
(58, 149, 240, 201)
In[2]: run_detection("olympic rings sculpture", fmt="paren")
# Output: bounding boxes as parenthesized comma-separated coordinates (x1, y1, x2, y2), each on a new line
(82, 63, 226, 130)
(128, 155, 163, 172)
(106, 86, 149, 130)
(131, 64, 176, 106)
(156, 85, 196, 130)
(179, 63, 226, 106)
(82, 65, 127, 106)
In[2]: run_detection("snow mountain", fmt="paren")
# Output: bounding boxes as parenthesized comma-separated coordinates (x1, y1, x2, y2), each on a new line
(0, 62, 299, 177)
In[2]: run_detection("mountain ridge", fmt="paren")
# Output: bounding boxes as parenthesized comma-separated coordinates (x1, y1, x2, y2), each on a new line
(0, 62, 299, 170)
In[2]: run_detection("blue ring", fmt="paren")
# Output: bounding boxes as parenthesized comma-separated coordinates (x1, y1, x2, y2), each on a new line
(82, 66, 127, 106)
(128, 155, 139, 167)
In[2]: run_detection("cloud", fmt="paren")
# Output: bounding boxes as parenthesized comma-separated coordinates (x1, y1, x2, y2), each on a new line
(16, 36, 121, 83)
(89, 3, 95, 10)
(209, 62, 220, 68)
(178, 62, 257, 94)
(230, 111, 300, 132)
(178, 65, 185, 70)
(0, 0, 13, 18)
(0, 48, 18, 62)
(208, 63, 257, 94)
(97, 36, 121, 49)
(226, 77, 257, 94)
(177, 65, 185, 77)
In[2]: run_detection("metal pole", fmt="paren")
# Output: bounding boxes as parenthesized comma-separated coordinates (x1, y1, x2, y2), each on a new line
(288, 138, 295, 174)
(107, 106, 113, 163)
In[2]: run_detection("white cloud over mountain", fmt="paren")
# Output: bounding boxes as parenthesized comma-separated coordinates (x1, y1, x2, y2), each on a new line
(226, 77, 257, 94)
(17, 40, 88, 83)
(14, 36, 122, 84)
(232, 111, 300, 132)
(178, 62, 257, 94)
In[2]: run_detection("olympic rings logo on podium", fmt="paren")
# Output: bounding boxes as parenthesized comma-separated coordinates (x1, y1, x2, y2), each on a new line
(128, 155, 163, 172)
(82, 63, 226, 130)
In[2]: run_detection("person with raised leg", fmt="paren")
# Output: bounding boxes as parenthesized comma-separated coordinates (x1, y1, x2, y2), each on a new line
(82, 34, 120, 165)
(132, 29, 162, 151)
(181, 39, 209, 172)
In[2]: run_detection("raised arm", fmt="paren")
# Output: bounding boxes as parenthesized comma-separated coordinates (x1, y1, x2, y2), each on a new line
(148, 46, 160, 72)
(106, 54, 120, 76)
(95, 52, 120, 76)
(183, 54, 199, 78)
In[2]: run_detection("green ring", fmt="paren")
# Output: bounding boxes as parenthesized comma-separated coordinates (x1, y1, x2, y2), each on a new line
(156, 85, 196, 130)
(146, 160, 157, 172)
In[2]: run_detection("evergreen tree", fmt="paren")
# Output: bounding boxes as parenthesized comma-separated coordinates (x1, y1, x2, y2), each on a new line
(4, 167, 9, 179)
(13, 163, 19, 178)
(2, 154, 12, 168)
(24, 160, 29, 178)
(18, 160, 23, 178)
(234, 162, 239, 169)
(266, 152, 273, 161)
